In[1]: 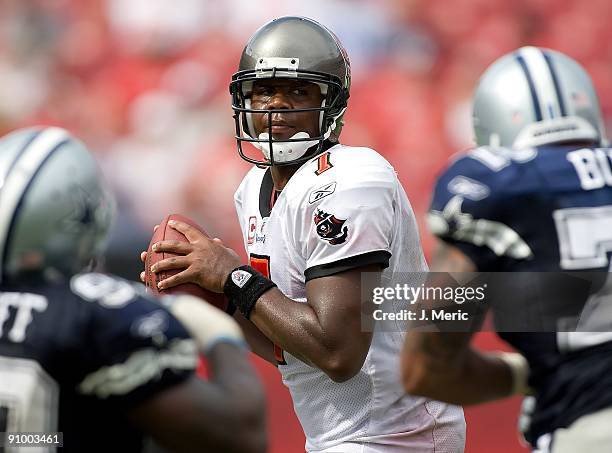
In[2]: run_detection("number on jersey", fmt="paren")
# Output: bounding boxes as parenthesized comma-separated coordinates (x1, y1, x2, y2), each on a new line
(553, 203, 612, 351)
(0, 357, 59, 433)
(553, 205, 612, 270)
(315, 152, 333, 175)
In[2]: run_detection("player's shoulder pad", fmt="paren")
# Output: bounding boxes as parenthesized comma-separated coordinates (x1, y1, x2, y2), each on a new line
(429, 147, 535, 260)
(439, 147, 515, 200)
(438, 146, 539, 201)
(324, 144, 394, 175)
(289, 145, 397, 204)
(70, 272, 142, 309)
(234, 165, 267, 204)
(452, 145, 537, 176)
(429, 148, 505, 236)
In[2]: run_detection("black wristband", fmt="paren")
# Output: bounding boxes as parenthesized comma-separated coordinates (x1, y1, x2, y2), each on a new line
(223, 265, 276, 319)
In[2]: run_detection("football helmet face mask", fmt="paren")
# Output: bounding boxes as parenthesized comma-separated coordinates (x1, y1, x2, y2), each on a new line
(230, 16, 351, 166)
(473, 46, 608, 149)
(0, 127, 115, 283)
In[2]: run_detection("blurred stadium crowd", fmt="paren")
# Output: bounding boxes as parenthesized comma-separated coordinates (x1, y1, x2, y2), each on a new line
(1, 0, 611, 276)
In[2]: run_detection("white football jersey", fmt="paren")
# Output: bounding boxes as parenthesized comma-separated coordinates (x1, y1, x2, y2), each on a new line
(234, 144, 465, 452)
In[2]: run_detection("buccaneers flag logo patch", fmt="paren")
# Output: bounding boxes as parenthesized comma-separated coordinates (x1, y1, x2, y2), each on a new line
(314, 209, 348, 245)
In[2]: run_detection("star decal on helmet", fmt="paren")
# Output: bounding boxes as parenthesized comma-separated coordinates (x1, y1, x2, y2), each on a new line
(59, 185, 102, 233)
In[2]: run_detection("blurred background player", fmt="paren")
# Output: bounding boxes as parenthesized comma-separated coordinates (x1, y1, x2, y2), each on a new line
(0, 127, 266, 453)
(146, 16, 465, 453)
(401, 47, 612, 453)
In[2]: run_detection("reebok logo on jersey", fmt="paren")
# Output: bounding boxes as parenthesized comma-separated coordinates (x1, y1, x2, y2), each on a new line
(314, 209, 348, 245)
(131, 310, 169, 339)
(308, 181, 337, 204)
(232, 270, 252, 288)
(448, 176, 490, 201)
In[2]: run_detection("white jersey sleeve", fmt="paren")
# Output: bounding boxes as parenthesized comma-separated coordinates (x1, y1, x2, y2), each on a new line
(234, 166, 266, 253)
(288, 148, 396, 281)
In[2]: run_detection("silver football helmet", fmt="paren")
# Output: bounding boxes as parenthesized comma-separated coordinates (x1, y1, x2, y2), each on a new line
(473, 46, 607, 148)
(0, 127, 115, 283)
(230, 16, 351, 166)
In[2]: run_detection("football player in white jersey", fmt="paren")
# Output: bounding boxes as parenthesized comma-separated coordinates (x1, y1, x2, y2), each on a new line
(146, 16, 465, 453)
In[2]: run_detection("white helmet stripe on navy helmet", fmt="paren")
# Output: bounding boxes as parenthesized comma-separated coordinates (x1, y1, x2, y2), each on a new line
(516, 46, 563, 120)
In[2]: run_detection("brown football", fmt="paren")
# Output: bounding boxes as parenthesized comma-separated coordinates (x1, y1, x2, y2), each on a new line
(145, 213, 229, 312)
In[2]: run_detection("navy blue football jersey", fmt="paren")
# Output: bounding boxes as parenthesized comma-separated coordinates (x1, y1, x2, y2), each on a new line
(0, 272, 197, 452)
(429, 145, 612, 445)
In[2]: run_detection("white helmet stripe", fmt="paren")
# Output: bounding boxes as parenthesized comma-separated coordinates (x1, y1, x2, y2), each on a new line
(519, 46, 562, 120)
(0, 127, 69, 282)
(542, 51, 567, 116)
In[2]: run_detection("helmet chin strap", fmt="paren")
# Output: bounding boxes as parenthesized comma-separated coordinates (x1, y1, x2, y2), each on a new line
(255, 131, 320, 163)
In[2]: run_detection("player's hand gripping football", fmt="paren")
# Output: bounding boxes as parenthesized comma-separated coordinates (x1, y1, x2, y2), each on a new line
(141, 220, 242, 293)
